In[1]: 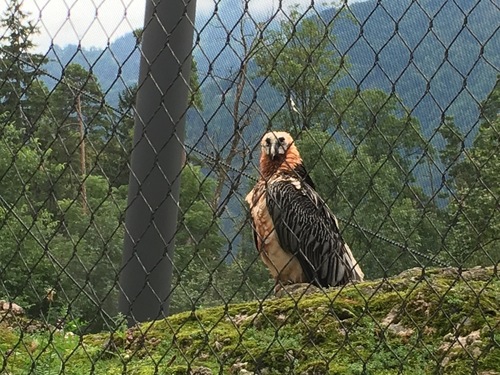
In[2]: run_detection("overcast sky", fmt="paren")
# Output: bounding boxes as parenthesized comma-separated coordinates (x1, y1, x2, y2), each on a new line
(0, 0, 362, 51)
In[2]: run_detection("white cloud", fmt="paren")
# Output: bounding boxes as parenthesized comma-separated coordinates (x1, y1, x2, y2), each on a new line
(1, 0, 145, 50)
(0, 0, 363, 51)
(196, 0, 337, 23)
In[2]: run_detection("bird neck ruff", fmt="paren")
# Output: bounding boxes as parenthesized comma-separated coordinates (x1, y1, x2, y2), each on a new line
(260, 143, 302, 180)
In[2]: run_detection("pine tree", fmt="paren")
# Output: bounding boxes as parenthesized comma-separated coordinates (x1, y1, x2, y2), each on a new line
(40, 63, 108, 169)
(0, 0, 48, 131)
(254, 6, 349, 134)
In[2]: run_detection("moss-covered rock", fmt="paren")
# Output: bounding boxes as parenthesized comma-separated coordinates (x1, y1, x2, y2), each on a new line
(1, 266, 498, 374)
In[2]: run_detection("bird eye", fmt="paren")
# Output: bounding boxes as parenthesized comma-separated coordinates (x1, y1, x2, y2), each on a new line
(278, 137, 285, 143)
(265, 138, 271, 144)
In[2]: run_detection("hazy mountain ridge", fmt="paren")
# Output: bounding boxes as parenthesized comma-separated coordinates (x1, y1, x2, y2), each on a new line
(42, 0, 499, 141)
(328, 0, 498, 136)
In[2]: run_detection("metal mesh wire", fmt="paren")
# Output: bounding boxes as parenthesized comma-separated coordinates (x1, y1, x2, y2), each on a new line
(0, 0, 498, 373)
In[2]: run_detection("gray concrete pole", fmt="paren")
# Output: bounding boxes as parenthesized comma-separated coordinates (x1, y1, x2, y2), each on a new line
(119, 0, 196, 325)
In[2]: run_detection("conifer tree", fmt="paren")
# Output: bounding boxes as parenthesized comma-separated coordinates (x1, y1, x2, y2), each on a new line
(0, 0, 48, 131)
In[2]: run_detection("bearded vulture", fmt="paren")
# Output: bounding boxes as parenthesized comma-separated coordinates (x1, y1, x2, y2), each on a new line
(245, 131, 364, 292)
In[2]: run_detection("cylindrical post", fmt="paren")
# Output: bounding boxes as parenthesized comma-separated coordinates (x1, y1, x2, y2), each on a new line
(119, 0, 196, 325)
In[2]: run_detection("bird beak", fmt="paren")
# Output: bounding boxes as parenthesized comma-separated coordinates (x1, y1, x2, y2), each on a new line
(266, 144, 273, 158)
(271, 143, 281, 160)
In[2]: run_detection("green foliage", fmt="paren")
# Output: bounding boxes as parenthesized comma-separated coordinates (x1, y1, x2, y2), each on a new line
(97, 83, 136, 187)
(333, 88, 429, 166)
(0, 203, 59, 312)
(481, 76, 500, 124)
(439, 76, 500, 267)
(0, 0, 48, 129)
(220, 226, 275, 304)
(189, 59, 204, 111)
(0, 117, 126, 330)
(50, 176, 127, 330)
(169, 164, 225, 313)
(0, 122, 62, 312)
(36, 63, 108, 167)
(254, 5, 349, 134)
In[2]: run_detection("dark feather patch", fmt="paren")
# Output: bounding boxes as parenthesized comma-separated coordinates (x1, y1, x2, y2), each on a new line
(292, 163, 316, 189)
(266, 177, 355, 287)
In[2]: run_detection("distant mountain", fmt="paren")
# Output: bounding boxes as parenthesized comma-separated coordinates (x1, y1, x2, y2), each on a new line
(326, 0, 499, 139)
(44, 32, 140, 103)
(43, 0, 499, 142)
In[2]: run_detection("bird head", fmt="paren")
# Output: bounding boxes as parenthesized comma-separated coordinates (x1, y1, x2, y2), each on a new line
(260, 131, 294, 160)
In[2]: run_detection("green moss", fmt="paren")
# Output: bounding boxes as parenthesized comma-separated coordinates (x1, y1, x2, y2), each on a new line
(1, 267, 498, 374)
(478, 332, 500, 371)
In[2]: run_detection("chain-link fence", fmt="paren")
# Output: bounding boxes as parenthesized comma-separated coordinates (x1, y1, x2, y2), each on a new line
(0, 0, 498, 373)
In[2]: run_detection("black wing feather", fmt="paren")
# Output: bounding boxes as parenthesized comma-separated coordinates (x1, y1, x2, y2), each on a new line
(292, 163, 316, 189)
(267, 178, 355, 287)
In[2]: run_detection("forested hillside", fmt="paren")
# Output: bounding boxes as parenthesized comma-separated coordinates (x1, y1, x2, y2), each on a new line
(0, 0, 498, 335)
(44, 0, 499, 136)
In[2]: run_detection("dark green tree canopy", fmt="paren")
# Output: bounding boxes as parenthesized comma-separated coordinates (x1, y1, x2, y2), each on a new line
(254, 6, 349, 134)
(0, 0, 48, 129)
